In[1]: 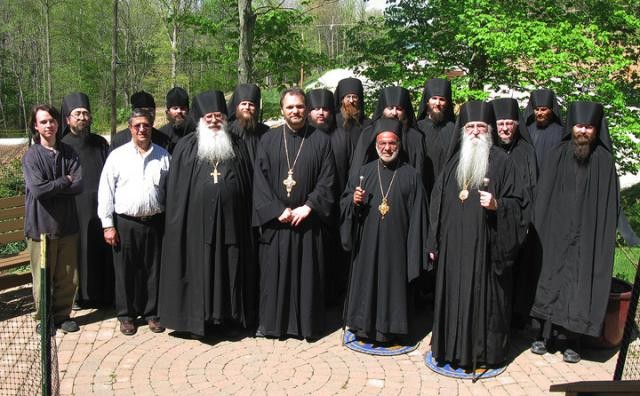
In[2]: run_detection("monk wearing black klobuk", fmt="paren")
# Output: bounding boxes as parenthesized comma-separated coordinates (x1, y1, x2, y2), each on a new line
(158, 90, 256, 337)
(491, 98, 538, 327)
(334, 77, 372, 148)
(523, 89, 564, 170)
(227, 83, 269, 164)
(529, 101, 619, 364)
(253, 88, 336, 340)
(350, 86, 428, 191)
(158, 86, 194, 153)
(429, 101, 527, 370)
(341, 118, 429, 344)
(60, 92, 114, 308)
(416, 77, 456, 195)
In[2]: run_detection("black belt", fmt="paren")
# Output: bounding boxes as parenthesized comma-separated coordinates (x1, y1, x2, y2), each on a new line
(117, 213, 163, 222)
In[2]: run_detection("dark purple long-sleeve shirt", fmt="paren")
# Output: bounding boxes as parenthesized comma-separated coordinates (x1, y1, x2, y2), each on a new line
(22, 142, 83, 239)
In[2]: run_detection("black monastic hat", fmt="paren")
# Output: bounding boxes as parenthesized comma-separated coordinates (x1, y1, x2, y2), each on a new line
(130, 91, 156, 109)
(564, 100, 611, 151)
(192, 90, 228, 121)
(307, 89, 335, 113)
(59, 92, 91, 138)
(446, 100, 496, 160)
(373, 118, 403, 141)
(166, 87, 189, 108)
(228, 83, 261, 121)
(61, 92, 91, 115)
(523, 89, 563, 126)
(491, 97, 533, 145)
(334, 77, 364, 105)
(373, 86, 415, 126)
(416, 78, 455, 122)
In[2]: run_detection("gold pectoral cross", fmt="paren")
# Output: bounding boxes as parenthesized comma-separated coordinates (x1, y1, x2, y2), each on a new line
(378, 198, 390, 219)
(283, 170, 297, 197)
(211, 166, 222, 184)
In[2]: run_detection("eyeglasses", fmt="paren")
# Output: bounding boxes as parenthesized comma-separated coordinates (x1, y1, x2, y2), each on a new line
(70, 111, 90, 119)
(132, 123, 151, 130)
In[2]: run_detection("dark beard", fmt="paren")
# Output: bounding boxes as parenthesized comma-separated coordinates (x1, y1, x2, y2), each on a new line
(167, 114, 185, 128)
(310, 120, 331, 133)
(428, 106, 445, 124)
(573, 137, 593, 164)
(341, 103, 361, 127)
(71, 125, 89, 136)
(238, 113, 257, 132)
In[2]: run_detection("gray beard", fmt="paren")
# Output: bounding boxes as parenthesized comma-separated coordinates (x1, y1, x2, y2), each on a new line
(456, 129, 492, 190)
(196, 120, 235, 163)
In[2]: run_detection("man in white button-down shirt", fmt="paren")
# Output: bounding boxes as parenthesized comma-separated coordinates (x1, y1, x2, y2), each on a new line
(98, 109, 171, 336)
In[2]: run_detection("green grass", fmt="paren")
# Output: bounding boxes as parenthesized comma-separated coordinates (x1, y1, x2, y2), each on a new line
(621, 182, 640, 237)
(614, 246, 639, 284)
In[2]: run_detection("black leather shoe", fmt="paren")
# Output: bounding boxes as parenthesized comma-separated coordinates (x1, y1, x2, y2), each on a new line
(563, 348, 581, 363)
(531, 340, 547, 355)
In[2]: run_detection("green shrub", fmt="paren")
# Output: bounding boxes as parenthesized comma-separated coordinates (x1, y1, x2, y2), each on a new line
(621, 183, 640, 237)
(0, 159, 25, 198)
(614, 246, 639, 284)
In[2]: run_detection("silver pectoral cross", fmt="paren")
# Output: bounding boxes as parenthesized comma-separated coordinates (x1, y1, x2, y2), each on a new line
(283, 169, 297, 197)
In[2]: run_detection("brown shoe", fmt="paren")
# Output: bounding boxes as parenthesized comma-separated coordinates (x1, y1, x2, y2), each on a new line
(120, 320, 136, 336)
(148, 319, 165, 333)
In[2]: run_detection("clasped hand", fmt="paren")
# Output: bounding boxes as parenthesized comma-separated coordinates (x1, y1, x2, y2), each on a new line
(278, 205, 312, 226)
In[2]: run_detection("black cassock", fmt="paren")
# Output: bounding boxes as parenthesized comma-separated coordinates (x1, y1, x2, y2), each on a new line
(252, 125, 336, 338)
(417, 118, 455, 195)
(157, 119, 195, 154)
(527, 121, 563, 171)
(335, 113, 372, 150)
(228, 119, 269, 165)
(61, 131, 114, 305)
(500, 135, 538, 320)
(158, 132, 256, 336)
(530, 142, 618, 337)
(340, 160, 428, 341)
(429, 147, 526, 367)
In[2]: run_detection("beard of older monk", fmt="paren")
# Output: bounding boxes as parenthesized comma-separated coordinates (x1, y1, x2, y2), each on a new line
(456, 124, 493, 190)
(341, 101, 362, 127)
(572, 124, 596, 165)
(196, 118, 235, 164)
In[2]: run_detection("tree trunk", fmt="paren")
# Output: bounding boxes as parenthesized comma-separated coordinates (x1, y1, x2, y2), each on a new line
(111, 0, 118, 137)
(171, 20, 177, 85)
(237, 0, 254, 83)
(43, 0, 52, 104)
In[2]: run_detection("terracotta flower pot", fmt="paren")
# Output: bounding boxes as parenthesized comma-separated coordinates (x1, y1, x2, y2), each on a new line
(584, 277, 633, 349)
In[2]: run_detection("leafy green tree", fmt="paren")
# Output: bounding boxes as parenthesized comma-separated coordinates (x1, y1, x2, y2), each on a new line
(350, 0, 640, 172)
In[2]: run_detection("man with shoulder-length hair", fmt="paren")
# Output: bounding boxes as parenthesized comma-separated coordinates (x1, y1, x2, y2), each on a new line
(23, 104, 83, 333)
(253, 87, 336, 340)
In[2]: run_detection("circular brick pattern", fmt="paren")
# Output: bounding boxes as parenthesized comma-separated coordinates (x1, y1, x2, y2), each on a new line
(55, 309, 618, 395)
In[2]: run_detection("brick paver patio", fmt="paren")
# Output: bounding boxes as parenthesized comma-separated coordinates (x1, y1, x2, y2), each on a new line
(48, 305, 618, 395)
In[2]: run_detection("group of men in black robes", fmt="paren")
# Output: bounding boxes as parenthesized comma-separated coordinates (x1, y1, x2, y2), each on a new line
(55, 78, 620, 369)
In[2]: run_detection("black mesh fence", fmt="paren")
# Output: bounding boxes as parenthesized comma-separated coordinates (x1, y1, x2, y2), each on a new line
(0, 286, 59, 395)
(614, 262, 640, 381)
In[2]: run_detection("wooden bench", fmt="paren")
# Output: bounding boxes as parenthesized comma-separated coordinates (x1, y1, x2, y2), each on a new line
(0, 195, 31, 291)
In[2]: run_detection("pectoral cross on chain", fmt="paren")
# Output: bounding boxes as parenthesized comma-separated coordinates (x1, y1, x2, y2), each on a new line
(210, 166, 222, 184)
(283, 170, 297, 197)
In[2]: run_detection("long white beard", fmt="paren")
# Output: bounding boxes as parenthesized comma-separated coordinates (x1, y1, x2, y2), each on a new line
(197, 119, 235, 163)
(456, 129, 492, 190)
